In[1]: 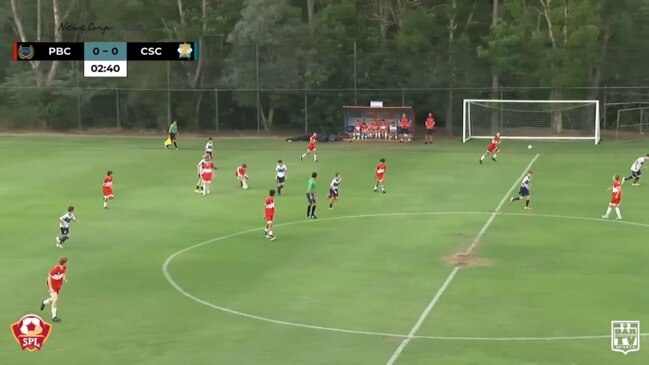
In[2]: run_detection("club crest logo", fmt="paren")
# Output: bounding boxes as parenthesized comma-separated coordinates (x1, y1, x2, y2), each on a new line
(177, 42, 193, 59)
(19, 44, 35, 60)
(10, 314, 53, 351)
(611, 320, 640, 355)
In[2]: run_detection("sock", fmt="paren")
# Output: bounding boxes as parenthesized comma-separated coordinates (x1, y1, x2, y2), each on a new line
(311, 206, 317, 217)
(381, 184, 385, 191)
(605, 207, 612, 217)
(196, 184, 201, 189)
(615, 207, 621, 218)
(624, 176, 630, 181)
(278, 186, 282, 193)
(43, 298, 51, 305)
(301, 153, 306, 159)
(493, 154, 498, 160)
(634, 177, 640, 183)
(329, 202, 333, 208)
(60, 235, 68, 243)
(525, 199, 530, 207)
(512, 197, 520, 201)
(314, 154, 317, 161)
(307, 205, 312, 217)
(264, 228, 268, 235)
(52, 306, 57, 318)
(480, 155, 485, 161)
(268, 230, 273, 236)
(103, 200, 108, 208)
(173, 142, 178, 148)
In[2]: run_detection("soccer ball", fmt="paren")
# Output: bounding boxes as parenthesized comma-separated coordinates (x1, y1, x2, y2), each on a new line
(527, 145, 533, 150)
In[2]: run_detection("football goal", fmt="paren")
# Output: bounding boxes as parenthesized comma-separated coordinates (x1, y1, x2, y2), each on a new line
(463, 99, 600, 144)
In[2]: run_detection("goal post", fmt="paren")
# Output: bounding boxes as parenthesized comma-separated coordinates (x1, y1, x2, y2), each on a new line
(463, 99, 600, 144)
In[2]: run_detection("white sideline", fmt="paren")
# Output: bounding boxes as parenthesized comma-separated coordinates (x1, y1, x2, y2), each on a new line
(385, 154, 540, 365)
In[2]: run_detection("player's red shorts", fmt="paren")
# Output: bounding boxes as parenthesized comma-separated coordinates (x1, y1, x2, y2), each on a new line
(376, 174, 384, 182)
(487, 144, 498, 153)
(202, 173, 213, 182)
(610, 195, 621, 205)
(307, 143, 316, 151)
(103, 187, 113, 198)
(47, 282, 62, 294)
(265, 213, 274, 223)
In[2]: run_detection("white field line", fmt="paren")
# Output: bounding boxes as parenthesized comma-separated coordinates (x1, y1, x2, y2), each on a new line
(385, 154, 540, 365)
(163, 202, 649, 342)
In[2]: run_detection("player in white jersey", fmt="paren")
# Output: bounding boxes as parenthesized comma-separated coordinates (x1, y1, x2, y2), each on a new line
(195, 154, 209, 193)
(275, 160, 288, 195)
(55, 206, 78, 248)
(205, 137, 213, 159)
(389, 122, 398, 140)
(622, 154, 648, 186)
(510, 170, 533, 210)
(327, 173, 342, 211)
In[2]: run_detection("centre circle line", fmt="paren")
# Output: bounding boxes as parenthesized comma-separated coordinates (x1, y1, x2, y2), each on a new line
(162, 211, 649, 341)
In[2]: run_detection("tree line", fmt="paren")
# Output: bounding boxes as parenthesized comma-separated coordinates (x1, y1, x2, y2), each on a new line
(1, 0, 648, 133)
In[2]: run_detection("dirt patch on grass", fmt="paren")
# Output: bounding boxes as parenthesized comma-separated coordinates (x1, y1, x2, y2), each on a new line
(444, 253, 495, 268)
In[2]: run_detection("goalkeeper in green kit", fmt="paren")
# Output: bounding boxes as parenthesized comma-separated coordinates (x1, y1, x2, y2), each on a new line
(167, 120, 179, 150)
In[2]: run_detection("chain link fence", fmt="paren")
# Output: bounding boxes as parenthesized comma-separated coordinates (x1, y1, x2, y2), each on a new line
(2, 84, 649, 140)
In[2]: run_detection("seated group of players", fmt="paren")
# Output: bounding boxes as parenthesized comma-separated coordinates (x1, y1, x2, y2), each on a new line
(352, 119, 398, 140)
(351, 113, 424, 143)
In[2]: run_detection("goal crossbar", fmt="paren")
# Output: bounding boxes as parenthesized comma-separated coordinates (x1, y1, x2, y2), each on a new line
(463, 99, 600, 144)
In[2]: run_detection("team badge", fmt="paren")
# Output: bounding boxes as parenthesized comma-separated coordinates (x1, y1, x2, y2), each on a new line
(611, 320, 640, 355)
(10, 314, 53, 351)
(19, 44, 35, 60)
(177, 42, 193, 59)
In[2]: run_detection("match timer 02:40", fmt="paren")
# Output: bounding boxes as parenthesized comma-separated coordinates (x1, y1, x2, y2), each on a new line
(83, 42, 127, 78)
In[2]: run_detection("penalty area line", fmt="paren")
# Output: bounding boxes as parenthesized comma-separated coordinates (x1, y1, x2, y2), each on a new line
(385, 154, 540, 365)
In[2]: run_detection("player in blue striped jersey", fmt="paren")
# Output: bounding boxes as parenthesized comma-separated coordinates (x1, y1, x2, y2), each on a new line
(328, 173, 342, 211)
(275, 160, 287, 195)
(510, 170, 533, 210)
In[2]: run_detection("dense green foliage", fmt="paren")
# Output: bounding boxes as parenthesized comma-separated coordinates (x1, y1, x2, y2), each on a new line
(1, 0, 649, 132)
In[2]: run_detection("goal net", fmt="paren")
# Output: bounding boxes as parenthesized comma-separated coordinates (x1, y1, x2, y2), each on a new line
(614, 107, 649, 141)
(463, 99, 600, 144)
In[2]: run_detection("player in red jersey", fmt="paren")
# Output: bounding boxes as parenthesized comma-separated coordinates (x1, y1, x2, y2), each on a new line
(264, 189, 277, 241)
(379, 119, 388, 139)
(235, 163, 249, 189)
(301, 133, 318, 162)
(40, 256, 68, 322)
(102, 170, 114, 209)
(373, 158, 387, 193)
(400, 114, 411, 142)
(201, 157, 215, 196)
(480, 133, 501, 164)
(602, 175, 623, 220)
(424, 113, 435, 144)
(361, 122, 369, 139)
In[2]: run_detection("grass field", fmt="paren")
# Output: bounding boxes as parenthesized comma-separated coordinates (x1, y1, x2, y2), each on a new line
(0, 135, 647, 365)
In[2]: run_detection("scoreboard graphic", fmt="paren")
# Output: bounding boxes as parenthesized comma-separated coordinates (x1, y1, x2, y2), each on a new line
(13, 41, 198, 78)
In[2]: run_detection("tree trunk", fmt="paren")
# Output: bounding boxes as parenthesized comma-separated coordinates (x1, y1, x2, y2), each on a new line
(177, 0, 186, 25)
(11, 0, 43, 86)
(194, 91, 204, 128)
(445, 0, 458, 136)
(587, 20, 611, 129)
(490, 0, 500, 133)
(307, 0, 315, 30)
(552, 89, 563, 134)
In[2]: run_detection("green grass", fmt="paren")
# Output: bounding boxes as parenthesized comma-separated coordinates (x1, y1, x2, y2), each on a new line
(0, 135, 647, 364)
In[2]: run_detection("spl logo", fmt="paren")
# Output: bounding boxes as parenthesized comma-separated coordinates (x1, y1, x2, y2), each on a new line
(10, 314, 53, 351)
(611, 320, 640, 355)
